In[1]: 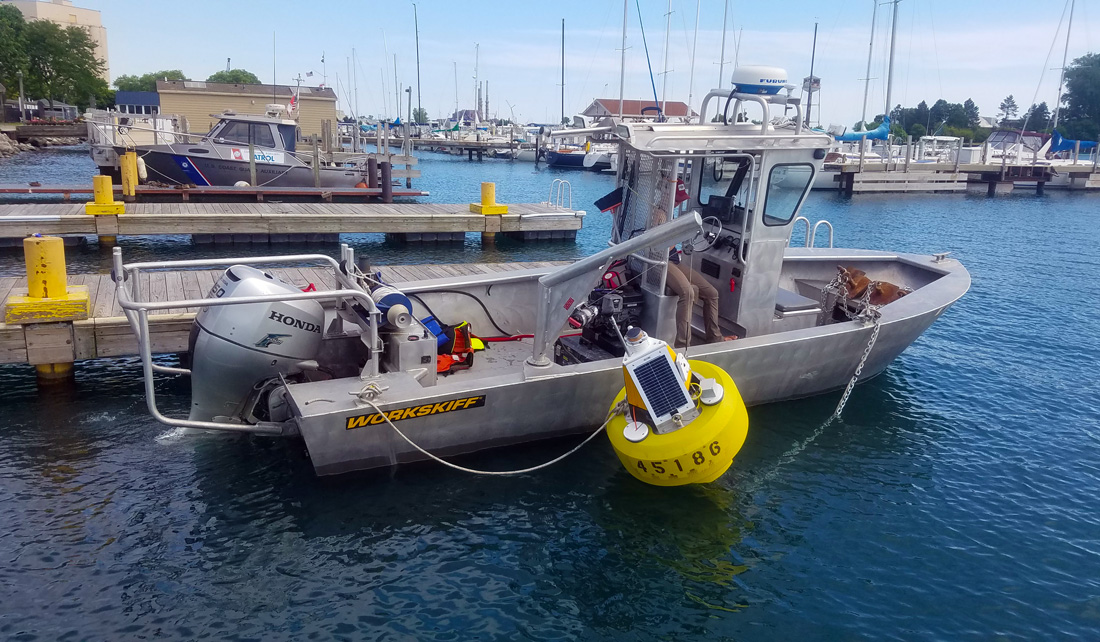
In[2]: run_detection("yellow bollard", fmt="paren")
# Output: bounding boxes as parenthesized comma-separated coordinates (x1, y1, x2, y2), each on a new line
(120, 151, 139, 198)
(5, 236, 90, 324)
(469, 181, 508, 215)
(85, 174, 124, 216)
(4, 236, 90, 384)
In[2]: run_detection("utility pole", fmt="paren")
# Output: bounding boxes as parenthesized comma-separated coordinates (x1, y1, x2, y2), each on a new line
(413, 3, 422, 123)
(16, 71, 24, 123)
(1052, 0, 1075, 129)
(226, 57, 231, 72)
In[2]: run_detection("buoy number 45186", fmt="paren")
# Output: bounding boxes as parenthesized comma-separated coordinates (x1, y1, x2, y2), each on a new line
(637, 440, 721, 475)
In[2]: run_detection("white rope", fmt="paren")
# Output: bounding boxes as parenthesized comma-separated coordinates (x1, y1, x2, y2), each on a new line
(361, 398, 626, 476)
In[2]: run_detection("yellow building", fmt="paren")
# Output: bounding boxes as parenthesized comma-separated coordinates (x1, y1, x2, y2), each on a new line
(156, 80, 338, 139)
(2, 0, 109, 81)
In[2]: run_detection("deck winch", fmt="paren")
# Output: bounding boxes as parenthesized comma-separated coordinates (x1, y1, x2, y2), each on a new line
(607, 328, 748, 486)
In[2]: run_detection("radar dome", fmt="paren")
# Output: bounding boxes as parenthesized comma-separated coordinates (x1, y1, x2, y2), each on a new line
(731, 66, 788, 95)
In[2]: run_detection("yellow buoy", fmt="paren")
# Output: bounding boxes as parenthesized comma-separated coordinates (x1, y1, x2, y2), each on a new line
(607, 360, 748, 486)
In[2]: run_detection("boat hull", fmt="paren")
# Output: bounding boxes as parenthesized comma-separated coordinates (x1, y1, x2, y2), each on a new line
(138, 148, 370, 188)
(287, 250, 970, 476)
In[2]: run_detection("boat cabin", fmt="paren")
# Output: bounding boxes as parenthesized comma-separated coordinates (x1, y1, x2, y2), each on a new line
(609, 90, 832, 340)
(202, 110, 299, 153)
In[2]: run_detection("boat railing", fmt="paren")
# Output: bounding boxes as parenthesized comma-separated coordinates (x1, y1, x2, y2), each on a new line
(789, 217, 834, 248)
(546, 179, 572, 209)
(528, 213, 702, 366)
(111, 244, 384, 435)
(791, 216, 810, 247)
(810, 220, 834, 248)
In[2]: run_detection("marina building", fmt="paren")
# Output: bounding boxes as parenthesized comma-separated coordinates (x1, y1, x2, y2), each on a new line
(1, 0, 109, 81)
(156, 81, 338, 139)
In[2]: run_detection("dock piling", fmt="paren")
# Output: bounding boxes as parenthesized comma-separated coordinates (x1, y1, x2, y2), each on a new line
(120, 151, 138, 201)
(4, 236, 89, 384)
(367, 157, 379, 190)
(380, 162, 393, 203)
(84, 175, 123, 245)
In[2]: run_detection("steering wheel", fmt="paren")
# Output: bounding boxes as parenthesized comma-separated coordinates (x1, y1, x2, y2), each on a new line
(687, 216, 724, 252)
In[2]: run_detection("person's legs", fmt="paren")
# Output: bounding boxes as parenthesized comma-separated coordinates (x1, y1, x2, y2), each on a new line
(665, 261, 694, 348)
(686, 266, 723, 343)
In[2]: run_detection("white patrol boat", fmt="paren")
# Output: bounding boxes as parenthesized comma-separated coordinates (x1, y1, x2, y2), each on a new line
(112, 67, 970, 484)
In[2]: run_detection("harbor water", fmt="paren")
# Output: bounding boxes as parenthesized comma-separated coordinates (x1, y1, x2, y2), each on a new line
(1, 147, 1098, 639)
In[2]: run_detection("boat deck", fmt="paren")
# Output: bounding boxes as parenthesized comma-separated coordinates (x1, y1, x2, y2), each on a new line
(0, 261, 567, 366)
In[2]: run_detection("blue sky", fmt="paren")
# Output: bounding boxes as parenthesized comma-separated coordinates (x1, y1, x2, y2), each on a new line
(84, 0, 1097, 126)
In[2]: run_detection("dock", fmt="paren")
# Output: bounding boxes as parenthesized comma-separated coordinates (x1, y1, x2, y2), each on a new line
(0, 183, 429, 203)
(0, 201, 585, 244)
(0, 261, 565, 367)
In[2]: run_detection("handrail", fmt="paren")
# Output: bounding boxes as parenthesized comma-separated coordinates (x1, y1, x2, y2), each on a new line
(791, 216, 810, 247)
(810, 220, 834, 248)
(546, 179, 572, 209)
(528, 213, 702, 366)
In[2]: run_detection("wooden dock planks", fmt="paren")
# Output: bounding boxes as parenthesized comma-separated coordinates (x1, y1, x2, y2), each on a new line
(0, 261, 567, 366)
(0, 201, 584, 239)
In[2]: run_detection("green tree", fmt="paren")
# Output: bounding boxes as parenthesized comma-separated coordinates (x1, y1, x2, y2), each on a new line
(207, 69, 262, 84)
(0, 4, 27, 94)
(23, 20, 106, 110)
(1024, 102, 1050, 130)
(114, 70, 187, 92)
(998, 95, 1018, 125)
(1062, 53, 1100, 129)
(412, 107, 428, 123)
(908, 123, 927, 139)
(963, 98, 980, 127)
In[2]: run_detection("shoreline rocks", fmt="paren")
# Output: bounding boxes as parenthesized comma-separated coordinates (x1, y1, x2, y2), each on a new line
(0, 133, 36, 158)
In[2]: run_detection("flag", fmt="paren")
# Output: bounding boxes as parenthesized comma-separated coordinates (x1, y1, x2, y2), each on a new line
(306, 71, 314, 77)
(321, 53, 325, 63)
(288, 93, 297, 113)
(674, 178, 689, 206)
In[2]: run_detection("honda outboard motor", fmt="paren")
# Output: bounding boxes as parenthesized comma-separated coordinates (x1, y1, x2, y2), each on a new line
(188, 265, 324, 422)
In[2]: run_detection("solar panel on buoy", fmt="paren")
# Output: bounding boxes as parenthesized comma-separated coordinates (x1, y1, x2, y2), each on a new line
(632, 356, 691, 421)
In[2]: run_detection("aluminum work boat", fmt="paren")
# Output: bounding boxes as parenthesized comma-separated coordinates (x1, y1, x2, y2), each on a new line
(113, 68, 969, 477)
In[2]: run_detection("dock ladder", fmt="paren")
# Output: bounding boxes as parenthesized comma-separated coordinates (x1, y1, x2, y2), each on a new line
(791, 216, 835, 248)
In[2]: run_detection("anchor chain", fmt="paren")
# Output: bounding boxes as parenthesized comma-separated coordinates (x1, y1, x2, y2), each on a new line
(820, 276, 885, 422)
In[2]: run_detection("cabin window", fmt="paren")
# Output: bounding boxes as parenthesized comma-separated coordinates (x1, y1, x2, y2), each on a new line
(217, 121, 250, 145)
(762, 163, 814, 226)
(250, 123, 276, 148)
(278, 125, 296, 152)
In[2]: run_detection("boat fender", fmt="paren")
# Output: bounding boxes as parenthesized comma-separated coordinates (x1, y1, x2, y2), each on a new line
(136, 156, 148, 182)
(607, 359, 748, 486)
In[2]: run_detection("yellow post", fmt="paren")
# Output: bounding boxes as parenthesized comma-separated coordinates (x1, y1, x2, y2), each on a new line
(24, 235, 67, 299)
(120, 151, 139, 198)
(469, 181, 508, 215)
(85, 174, 124, 216)
(4, 236, 90, 384)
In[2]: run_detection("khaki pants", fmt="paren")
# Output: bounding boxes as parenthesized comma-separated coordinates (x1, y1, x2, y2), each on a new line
(666, 261, 722, 347)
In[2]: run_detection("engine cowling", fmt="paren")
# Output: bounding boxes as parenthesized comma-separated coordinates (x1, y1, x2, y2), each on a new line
(188, 265, 324, 422)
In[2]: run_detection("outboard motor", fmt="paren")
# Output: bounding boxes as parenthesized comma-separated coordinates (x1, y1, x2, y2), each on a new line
(188, 265, 324, 422)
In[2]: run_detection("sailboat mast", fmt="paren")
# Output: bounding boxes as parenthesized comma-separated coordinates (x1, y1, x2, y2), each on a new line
(1052, 0, 1074, 130)
(659, 0, 672, 119)
(718, 0, 729, 86)
(453, 61, 459, 119)
(806, 22, 818, 128)
(687, 0, 700, 119)
(859, 0, 879, 130)
(561, 19, 565, 124)
(394, 55, 400, 124)
(619, 0, 627, 119)
(413, 3, 422, 123)
(885, 0, 900, 122)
